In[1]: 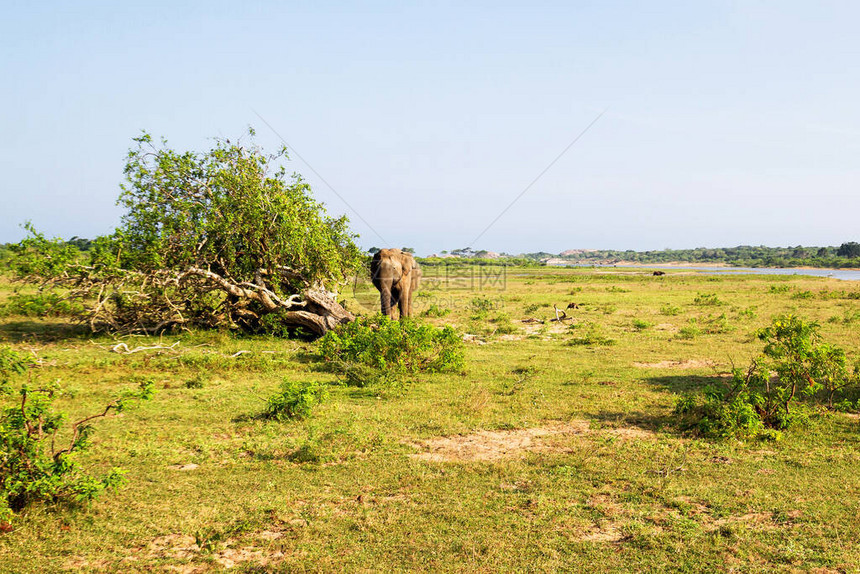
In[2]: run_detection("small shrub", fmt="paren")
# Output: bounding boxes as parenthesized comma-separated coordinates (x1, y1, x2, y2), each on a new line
(838, 310, 860, 324)
(693, 293, 723, 306)
(469, 297, 497, 319)
(632, 318, 652, 331)
(676, 315, 859, 439)
(834, 398, 860, 413)
(660, 304, 681, 316)
(768, 285, 792, 294)
(422, 304, 450, 318)
(0, 354, 153, 515)
(184, 375, 206, 389)
(674, 380, 765, 440)
(262, 380, 327, 421)
(791, 290, 814, 300)
(0, 348, 30, 393)
(0, 292, 85, 318)
(737, 307, 757, 320)
(677, 325, 701, 340)
(318, 315, 465, 387)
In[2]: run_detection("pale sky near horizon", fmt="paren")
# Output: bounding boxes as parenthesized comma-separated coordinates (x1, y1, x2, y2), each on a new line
(2, 1, 858, 256)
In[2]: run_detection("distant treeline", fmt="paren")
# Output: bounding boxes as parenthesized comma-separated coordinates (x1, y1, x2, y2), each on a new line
(526, 243, 860, 269)
(0, 237, 91, 268)
(4, 240, 858, 271)
(417, 256, 543, 267)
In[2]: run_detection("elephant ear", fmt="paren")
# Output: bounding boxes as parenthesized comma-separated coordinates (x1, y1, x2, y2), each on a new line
(400, 252, 415, 271)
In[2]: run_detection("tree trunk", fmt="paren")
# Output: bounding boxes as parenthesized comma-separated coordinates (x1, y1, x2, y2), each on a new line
(182, 267, 353, 337)
(286, 288, 354, 337)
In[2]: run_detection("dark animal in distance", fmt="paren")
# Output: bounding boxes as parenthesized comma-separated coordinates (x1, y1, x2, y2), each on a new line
(370, 248, 421, 319)
(566, 302, 579, 309)
(653, 271, 666, 276)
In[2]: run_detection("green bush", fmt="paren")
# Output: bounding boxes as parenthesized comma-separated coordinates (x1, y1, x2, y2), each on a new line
(262, 380, 327, 421)
(0, 352, 153, 517)
(825, 308, 860, 324)
(318, 315, 464, 387)
(737, 307, 757, 319)
(632, 318, 652, 331)
(759, 315, 858, 409)
(675, 315, 859, 439)
(422, 304, 451, 318)
(184, 373, 207, 389)
(677, 324, 701, 340)
(0, 292, 85, 318)
(674, 369, 769, 440)
(660, 304, 681, 316)
(0, 348, 29, 394)
(469, 297, 497, 320)
(693, 293, 723, 306)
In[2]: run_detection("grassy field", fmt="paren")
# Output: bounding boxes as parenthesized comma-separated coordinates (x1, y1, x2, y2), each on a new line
(1, 266, 859, 572)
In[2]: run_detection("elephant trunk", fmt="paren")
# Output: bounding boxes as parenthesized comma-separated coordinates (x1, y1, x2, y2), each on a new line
(379, 285, 395, 318)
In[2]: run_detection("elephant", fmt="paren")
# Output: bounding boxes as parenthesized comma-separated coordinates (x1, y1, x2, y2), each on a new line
(370, 248, 421, 319)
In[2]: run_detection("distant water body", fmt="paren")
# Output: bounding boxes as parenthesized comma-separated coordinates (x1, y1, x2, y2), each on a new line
(556, 264, 860, 282)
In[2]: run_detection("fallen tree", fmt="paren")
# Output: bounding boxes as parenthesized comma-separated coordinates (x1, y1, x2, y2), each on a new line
(8, 131, 363, 337)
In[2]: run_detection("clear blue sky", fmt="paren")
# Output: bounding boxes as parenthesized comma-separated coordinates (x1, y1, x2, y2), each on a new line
(2, 1, 858, 255)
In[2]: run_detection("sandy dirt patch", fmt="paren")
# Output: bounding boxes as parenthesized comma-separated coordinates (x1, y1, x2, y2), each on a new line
(131, 531, 287, 571)
(408, 420, 655, 462)
(167, 463, 200, 471)
(498, 334, 525, 341)
(521, 322, 571, 337)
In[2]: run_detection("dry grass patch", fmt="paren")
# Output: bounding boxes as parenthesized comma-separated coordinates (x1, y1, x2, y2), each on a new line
(633, 359, 716, 369)
(576, 524, 626, 543)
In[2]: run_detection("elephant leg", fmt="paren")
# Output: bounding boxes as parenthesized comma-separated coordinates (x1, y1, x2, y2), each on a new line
(379, 286, 395, 318)
(406, 286, 415, 318)
(398, 282, 411, 319)
(391, 285, 403, 319)
(408, 268, 421, 317)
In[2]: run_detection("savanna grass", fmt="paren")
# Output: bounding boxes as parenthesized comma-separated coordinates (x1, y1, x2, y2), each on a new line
(0, 266, 858, 572)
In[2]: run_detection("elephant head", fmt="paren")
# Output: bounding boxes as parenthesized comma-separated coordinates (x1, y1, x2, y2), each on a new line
(370, 249, 421, 319)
